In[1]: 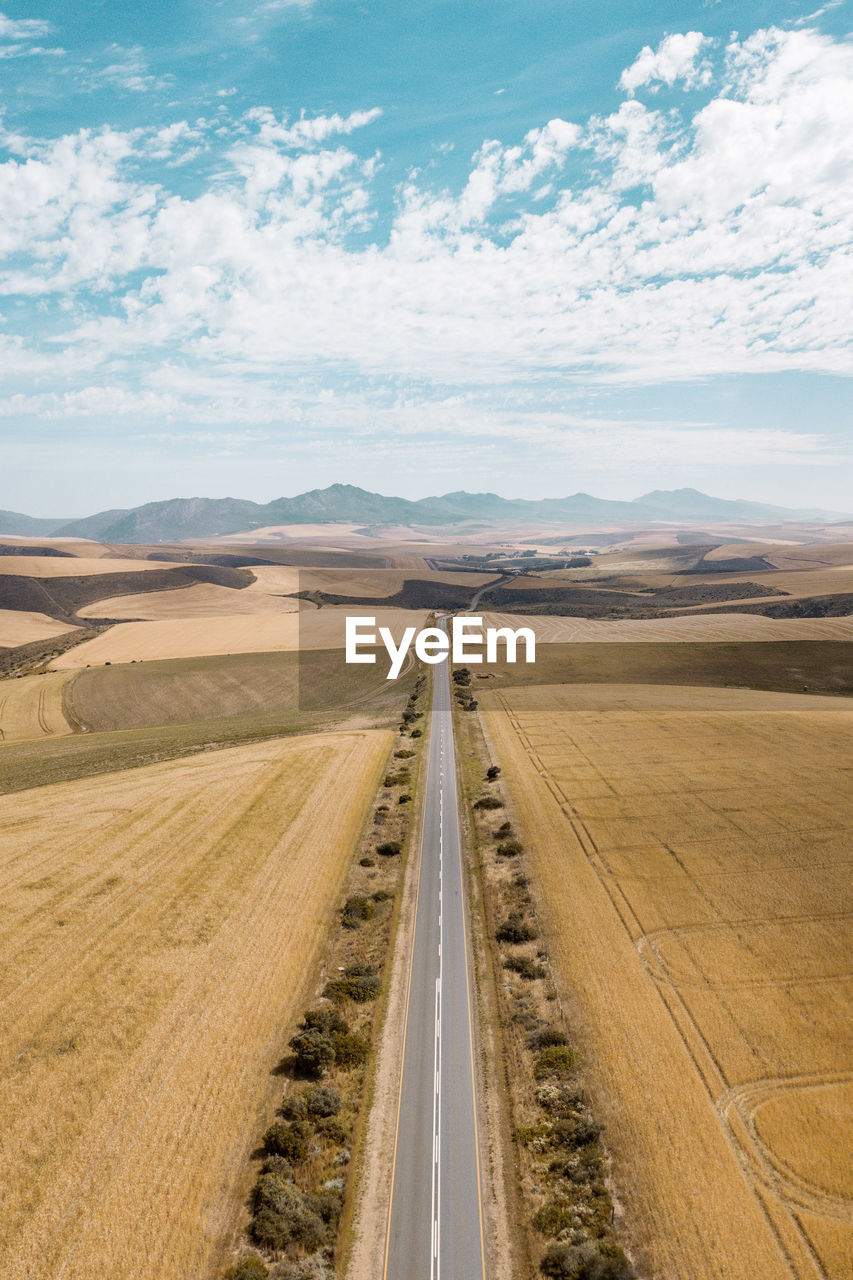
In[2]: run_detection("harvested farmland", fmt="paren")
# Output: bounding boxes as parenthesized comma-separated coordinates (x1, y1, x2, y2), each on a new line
(0, 729, 392, 1280)
(77, 581, 301, 620)
(0, 608, 79, 648)
(0, 670, 74, 742)
(479, 610, 853, 643)
(479, 682, 853, 1280)
(49, 607, 429, 667)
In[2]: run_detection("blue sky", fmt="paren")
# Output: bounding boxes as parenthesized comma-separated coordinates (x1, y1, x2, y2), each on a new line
(1, 0, 851, 515)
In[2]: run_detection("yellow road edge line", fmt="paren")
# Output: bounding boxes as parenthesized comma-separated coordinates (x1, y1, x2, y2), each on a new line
(381, 701, 430, 1279)
(453, 720, 489, 1280)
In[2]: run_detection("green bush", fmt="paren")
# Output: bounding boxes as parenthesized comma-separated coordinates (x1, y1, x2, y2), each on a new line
(474, 794, 503, 810)
(540, 1241, 633, 1279)
(532, 1200, 574, 1237)
(330, 1029, 370, 1068)
(324, 973, 381, 1003)
(377, 840, 402, 857)
(534, 1045, 579, 1080)
(496, 913, 537, 944)
(411, 729, 422, 738)
(342, 895, 375, 928)
(263, 1118, 311, 1162)
(223, 1257, 268, 1280)
(261, 1154, 292, 1177)
(289, 1028, 335, 1077)
(316, 1114, 349, 1144)
(528, 1027, 568, 1050)
(504, 954, 546, 980)
(398, 793, 412, 803)
(359, 856, 375, 867)
(304, 1084, 341, 1117)
(384, 771, 411, 786)
(486, 765, 501, 780)
(452, 668, 471, 686)
(551, 1116, 603, 1149)
(497, 839, 523, 857)
(395, 749, 414, 758)
(373, 888, 393, 902)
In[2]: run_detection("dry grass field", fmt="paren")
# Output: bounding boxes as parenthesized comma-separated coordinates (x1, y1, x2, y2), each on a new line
(0, 556, 183, 577)
(77, 581, 302, 620)
(0, 671, 75, 742)
(0, 609, 79, 647)
(480, 610, 853, 643)
(49, 607, 430, 668)
(0, 728, 391, 1280)
(479, 682, 852, 1280)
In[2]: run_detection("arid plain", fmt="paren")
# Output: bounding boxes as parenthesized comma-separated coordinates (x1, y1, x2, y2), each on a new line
(0, 520, 851, 1278)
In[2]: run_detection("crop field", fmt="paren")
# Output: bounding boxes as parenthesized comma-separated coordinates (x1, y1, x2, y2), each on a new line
(0, 609, 78, 647)
(0, 556, 183, 577)
(0, 671, 75, 742)
(0, 728, 391, 1280)
(479, 682, 852, 1280)
(77, 581, 303, 620)
(480, 610, 853, 643)
(49, 606, 430, 668)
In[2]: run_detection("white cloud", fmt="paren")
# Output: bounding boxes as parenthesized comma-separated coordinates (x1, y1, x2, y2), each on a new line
(0, 12, 52, 40)
(0, 24, 850, 421)
(620, 31, 713, 94)
(87, 46, 171, 94)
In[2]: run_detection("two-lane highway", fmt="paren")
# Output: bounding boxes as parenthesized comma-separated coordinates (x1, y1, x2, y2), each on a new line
(383, 630, 487, 1280)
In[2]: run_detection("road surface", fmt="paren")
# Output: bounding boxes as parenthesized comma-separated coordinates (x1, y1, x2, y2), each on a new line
(383, 632, 487, 1280)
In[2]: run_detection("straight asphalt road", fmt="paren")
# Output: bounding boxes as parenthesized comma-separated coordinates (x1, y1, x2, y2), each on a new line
(384, 630, 487, 1280)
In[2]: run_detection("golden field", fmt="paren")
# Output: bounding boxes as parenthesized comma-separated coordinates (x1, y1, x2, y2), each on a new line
(479, 683, 853, 1280)
(480, 610, 853, 643)
(0, 671, 74, 742)
(49, 606, 430, 668)
(0, 729, 391, 1280)
(0, 609, 78, 648)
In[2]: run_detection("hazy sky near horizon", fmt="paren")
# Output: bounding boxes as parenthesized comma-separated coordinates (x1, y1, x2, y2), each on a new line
(1, 0, 851, 516)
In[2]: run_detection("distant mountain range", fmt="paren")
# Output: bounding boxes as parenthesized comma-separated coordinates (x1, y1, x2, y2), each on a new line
(0, 486, 847, 543)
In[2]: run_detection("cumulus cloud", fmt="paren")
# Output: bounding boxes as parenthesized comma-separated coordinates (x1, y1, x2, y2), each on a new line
(0, 12, 52, 40)
(0, 23, 850, 450)
(620, 31, 713, 94)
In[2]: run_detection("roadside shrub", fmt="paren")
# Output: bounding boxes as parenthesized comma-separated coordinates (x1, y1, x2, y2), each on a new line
(303, 1007, 349, 1034)
(262, 1155, 292, 1178)
(224, 1257, 268, 1280)
(497, 839, 523, 857)
(289, 1028, 335, 1077)
(486, 765, 501, 780)
(398, 793, 412, 804)
(540, 1241, 633, 1279)
(316, 1115, 348, 1144)
(377, 840, 402, 857)
(306, 1187, 344, 1228)
(528, 1027, 568, 1051)
(496, 820, 514, 835)
(395, 749, 414, 758)
(252, 1177, 329, 1252)
(496, 913, 537, 944)
(342, 895, 375, 928)
(534, 1045, 579, 1080)
(411, 729, 422, 738)
(551, 1116, 603, 1149)
(401, 708, 421, 724)
(359, 856, 375, 867)
(453, 668, 471, 686)
(372, 888, 393, 902)
(384, 771, 410, 786)
(474, 795, 503, 810)
(324, 974, 380, 1003)
(279, 1093, 307, 1120)
(536, 1083, 586, 1114)
(263, 1118, 311, 1162)
(304, 1084, 341, 1117)
(330, 1030, 370, 1069)
(533, 1200, 574, 1237)
(505, 954, 546, 980)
